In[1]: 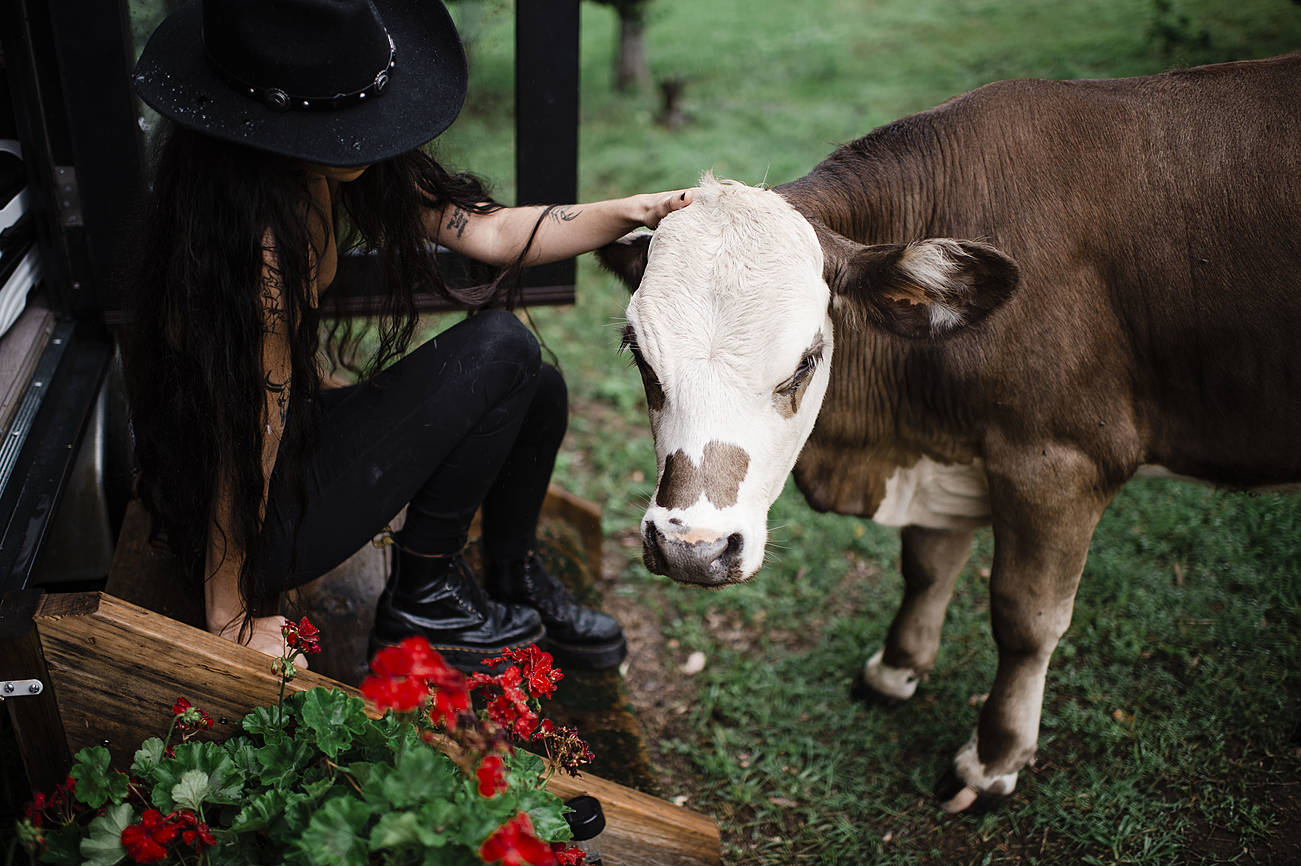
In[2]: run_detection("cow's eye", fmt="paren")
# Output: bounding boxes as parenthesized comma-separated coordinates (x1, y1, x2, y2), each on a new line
(777, 349, 821, 394)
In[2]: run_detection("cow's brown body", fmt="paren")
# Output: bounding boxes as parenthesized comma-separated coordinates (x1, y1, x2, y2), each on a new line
(783, 53, 1301, 519)
(605, 53, 1300, 810)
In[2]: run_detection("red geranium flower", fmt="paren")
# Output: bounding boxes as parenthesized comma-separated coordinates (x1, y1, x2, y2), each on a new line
(22, 792, 46, 827)
(551, 843, 587, 866)
(171, 810, 216, 848)
(499, 644, 563, 699)
(479, 811, 556, 866)
(359, 671, 429, 714)
(364, 637, 470, 717)
(476, 753, 508, 798)
(121, 809, 179, 863)
(170, 697, 212, 731)
(487, 693, 539, 740)
(282, 616, 322, 654)
(430, 683, 471, 730)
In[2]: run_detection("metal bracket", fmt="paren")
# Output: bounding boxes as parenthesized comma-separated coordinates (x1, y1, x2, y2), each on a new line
(54, 165, 83, 227)
(0, 678, 44, 698)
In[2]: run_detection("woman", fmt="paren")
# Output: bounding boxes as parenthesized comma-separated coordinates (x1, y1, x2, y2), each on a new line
(128, 0, 689, 671)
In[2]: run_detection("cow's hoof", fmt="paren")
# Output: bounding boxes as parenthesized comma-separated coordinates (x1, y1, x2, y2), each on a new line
(850, 670, 903, 708)
(934, 766, 1006, 815)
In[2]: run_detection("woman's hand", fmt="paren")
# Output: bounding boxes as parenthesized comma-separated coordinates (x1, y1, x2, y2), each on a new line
(215, 616, 309, 667)
(638, 188, 695, 229)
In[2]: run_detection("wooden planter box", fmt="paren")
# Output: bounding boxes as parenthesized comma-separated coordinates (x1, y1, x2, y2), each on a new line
(0, 591, 721, 866)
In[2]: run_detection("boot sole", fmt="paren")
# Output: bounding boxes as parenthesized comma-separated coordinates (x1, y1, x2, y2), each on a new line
(541, 634, 628, 671)
(368, 624, 546, 675)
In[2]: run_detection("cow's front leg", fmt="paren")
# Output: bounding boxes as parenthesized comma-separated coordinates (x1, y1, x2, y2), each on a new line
(938, 459, 1112, 813)
(859, 524, 975, 702)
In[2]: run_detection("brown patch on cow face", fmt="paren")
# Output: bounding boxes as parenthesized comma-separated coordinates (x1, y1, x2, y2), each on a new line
(655, 441, 751, 510)
(773, 331, 825, 419)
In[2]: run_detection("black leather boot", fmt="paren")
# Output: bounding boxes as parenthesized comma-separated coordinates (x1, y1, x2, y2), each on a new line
(485, 551, 627, 670)
(370, 549, 545, 673)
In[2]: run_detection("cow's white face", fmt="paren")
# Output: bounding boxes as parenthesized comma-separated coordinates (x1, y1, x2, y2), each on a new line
(624, 179, 834, 585)
(615, 175, 1019, 587)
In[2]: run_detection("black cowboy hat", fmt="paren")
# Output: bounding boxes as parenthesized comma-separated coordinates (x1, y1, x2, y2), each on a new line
(132, 0, 466, 167)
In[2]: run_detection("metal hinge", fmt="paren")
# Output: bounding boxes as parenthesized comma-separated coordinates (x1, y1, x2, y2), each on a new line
(0, 679, 44, 699)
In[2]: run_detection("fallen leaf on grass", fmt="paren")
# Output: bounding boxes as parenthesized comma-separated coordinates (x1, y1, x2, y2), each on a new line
(768, 797, 800, 808)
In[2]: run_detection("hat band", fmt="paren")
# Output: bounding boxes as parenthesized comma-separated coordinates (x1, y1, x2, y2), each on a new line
(208, 33, 397, 113)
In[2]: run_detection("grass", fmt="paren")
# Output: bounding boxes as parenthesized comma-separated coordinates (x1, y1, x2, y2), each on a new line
(441, 1, 1301, 862)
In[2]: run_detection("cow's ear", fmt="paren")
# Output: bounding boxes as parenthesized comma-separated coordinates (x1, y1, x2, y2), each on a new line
(825, 236, 1019, 339)
(596, 230, 652, 293)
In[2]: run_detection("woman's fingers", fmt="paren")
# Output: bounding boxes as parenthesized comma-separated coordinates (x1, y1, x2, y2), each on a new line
(644, 188, 695, 229)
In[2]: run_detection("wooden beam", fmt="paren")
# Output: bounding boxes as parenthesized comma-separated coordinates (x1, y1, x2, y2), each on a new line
(0, 589, 72, 793)
(32, 592, 721, 865)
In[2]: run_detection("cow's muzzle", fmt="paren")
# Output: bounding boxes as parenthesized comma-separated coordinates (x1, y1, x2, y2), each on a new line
(642, 522, 745, 587)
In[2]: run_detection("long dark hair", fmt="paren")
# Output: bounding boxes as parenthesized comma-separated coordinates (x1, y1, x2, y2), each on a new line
(127, 122, 510, 631)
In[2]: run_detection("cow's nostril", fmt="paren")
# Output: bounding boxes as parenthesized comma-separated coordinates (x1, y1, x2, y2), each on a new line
(642, 522, 668, 575)
(723, 532, 743, 561)
(669, 517, 683, 526)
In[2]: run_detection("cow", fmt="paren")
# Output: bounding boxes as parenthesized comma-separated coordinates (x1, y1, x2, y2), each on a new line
(598, 53, 1301, 814)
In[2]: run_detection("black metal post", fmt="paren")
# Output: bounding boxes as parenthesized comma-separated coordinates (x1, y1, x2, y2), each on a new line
(515, 0, 580, 292)
(45, 0, 146, 319)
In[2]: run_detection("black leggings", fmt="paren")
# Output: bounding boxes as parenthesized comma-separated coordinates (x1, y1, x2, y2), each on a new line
(258, 309, 567, 593)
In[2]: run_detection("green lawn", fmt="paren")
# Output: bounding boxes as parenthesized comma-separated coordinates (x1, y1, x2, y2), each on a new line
(435, 1, 1301, 863)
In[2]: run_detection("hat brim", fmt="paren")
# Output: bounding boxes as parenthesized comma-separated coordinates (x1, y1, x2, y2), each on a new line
(132, 0, 467, 167)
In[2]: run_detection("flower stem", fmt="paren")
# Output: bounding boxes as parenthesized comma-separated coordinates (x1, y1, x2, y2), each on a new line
(396, 715, 411, 769)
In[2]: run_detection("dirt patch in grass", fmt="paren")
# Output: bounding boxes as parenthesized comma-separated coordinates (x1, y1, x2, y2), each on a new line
(1181, 746, 1301, 865)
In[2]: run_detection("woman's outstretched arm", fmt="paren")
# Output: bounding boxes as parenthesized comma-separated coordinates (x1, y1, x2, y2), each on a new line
(423, 190, 693, 267)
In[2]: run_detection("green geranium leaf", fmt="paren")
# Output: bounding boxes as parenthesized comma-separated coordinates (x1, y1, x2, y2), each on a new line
(70, 746, 127, 808)
(229, 788, 288, 834)
(299, 688, 369, 759)
(353, 712, 404, 763)
(455, 784, 518, 851)
(242, 700, 295, 737)
(519, 786, 572, 843)
(296, 797, 374, 866)
(129, 738, 165, 780)
(171, 768, 211, 811)
(415, 798, 464, 845)
(256, 777, 344, 849)
(368, 810, 448, 850)
(255, 736, 319, 788)
(227, 736, 260, 778)
(37, 826, 81, 866)
(362, 746, 459, 810)
(150, 741, 245, 811)
(503, 749, 546, 785)
(79, 802, 133, 866)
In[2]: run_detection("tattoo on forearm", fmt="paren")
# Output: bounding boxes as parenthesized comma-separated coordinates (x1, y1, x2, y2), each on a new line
(264, 372, 289, 426)
(548, 206, 583, 224)
(261, 287, 281, 335)
(447, 207, 469, 239)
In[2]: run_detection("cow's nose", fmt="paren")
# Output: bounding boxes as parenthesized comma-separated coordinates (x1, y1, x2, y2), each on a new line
(643, 522, 744, 586)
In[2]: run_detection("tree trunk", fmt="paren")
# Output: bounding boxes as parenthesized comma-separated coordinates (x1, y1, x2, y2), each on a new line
(615, 8, 650, 91)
